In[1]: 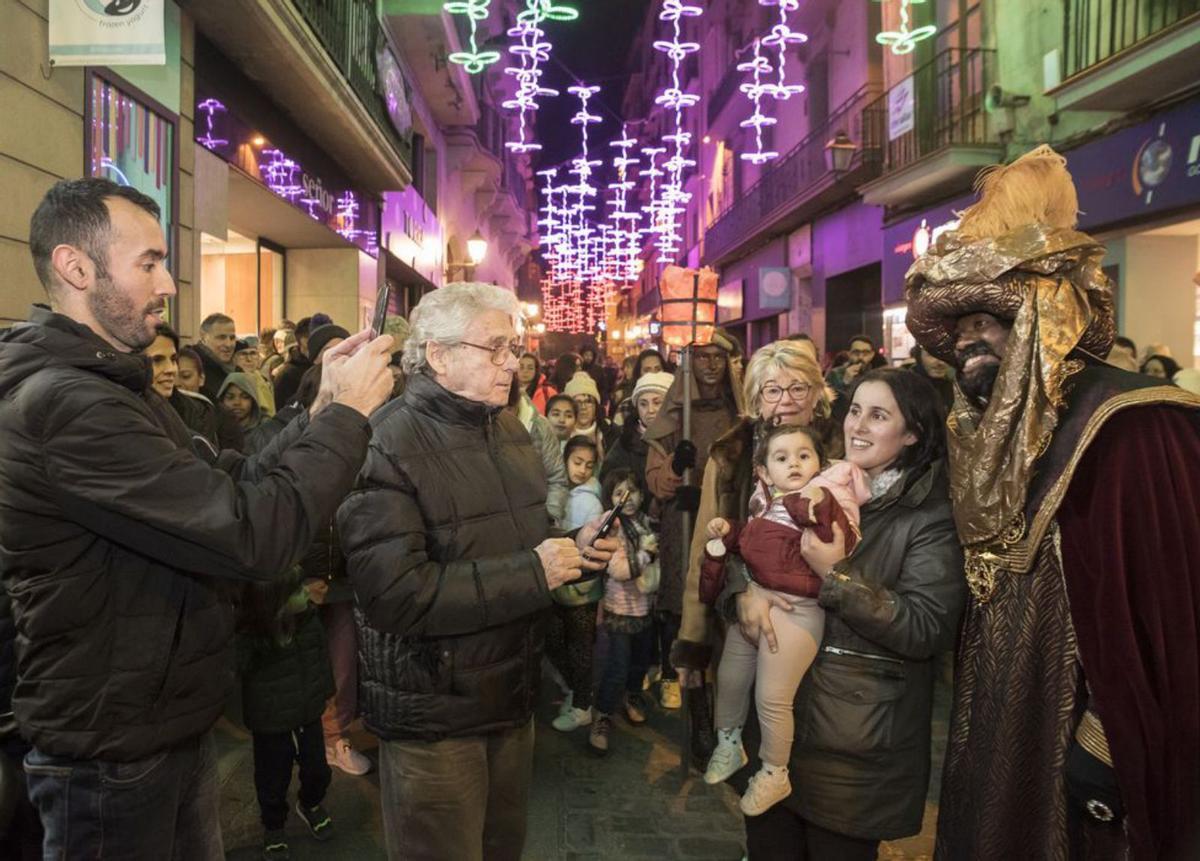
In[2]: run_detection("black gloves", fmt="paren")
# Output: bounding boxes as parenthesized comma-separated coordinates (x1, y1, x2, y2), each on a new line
(1066, 742, 1124, 825)
(676, 485, 701, 513)
(671, 440, 698, 476)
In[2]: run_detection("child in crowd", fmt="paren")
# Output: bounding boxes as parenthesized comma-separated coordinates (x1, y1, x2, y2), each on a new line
(545, 393, 577, 448)
(700, 424, 871, 816)
(582, 468, 660, 755)
(238, 573, 337, 859)
(547, 436, 605, 733)
(563, 372, 613, 461)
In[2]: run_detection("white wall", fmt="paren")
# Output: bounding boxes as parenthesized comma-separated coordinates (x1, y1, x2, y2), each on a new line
(1119, 233, 1199, 367)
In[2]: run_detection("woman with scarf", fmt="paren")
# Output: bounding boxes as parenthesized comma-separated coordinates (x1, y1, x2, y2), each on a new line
(715, 368, 965, 859)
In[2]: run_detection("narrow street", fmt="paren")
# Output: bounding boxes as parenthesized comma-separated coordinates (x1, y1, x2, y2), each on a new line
(217, 677, 950, 859)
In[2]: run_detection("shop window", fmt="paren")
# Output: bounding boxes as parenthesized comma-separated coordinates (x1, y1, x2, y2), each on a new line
(86, 70, 177, 317)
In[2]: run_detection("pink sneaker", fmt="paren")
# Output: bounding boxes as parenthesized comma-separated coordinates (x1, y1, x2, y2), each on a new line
(326, 738, 372, 776)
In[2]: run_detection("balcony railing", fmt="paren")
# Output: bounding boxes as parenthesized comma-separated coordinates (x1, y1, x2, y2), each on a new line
(1064, 0, 1200, 78)
(703, 85, 882, 264)
(861, 47, 994, 177)
(292, 0, 411, 164)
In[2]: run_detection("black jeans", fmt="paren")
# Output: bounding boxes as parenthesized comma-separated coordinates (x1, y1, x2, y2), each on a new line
(656, 610, 681, 681)
(596, 623, 654, 715)
(25, 732, 223, 860)
(745, 805, 880, 861)
(251, 719, 331, 830)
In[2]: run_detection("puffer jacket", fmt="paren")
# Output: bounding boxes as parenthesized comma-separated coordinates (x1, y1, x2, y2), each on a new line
(338, 372, 553, 741)
(724, 462, 965, 840)
(239, 605, 334, 735)
(0, 306, 371, 761)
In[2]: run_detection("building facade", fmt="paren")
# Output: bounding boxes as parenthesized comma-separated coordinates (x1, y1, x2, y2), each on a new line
(617, 0, 1200, 368)
(1, 0, 540, 343)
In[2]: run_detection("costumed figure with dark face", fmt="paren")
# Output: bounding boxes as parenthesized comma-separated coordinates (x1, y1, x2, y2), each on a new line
(905, 146, 1200, 861)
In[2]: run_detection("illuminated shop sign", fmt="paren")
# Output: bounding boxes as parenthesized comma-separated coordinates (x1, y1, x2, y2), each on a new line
(194, 91, 380, 256)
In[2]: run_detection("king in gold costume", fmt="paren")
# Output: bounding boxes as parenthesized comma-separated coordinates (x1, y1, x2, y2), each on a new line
(905, 146, 1200, 861)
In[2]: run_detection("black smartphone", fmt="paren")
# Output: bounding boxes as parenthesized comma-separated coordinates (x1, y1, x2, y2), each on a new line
(574, 489, 630, 583)
(370, 282, 391, 339)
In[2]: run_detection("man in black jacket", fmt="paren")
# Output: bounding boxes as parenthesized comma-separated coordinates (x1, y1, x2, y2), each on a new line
(0, 178, 395, 860)
(195, 311, 236, 401)
(339, 282, 616, 861)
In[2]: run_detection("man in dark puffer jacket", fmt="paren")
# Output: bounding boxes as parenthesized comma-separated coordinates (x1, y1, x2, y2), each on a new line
(339, 283, 615, 861)
(0, 178, 395, 860)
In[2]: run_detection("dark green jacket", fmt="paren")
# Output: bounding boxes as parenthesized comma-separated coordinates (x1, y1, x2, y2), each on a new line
(239, 606, 334, 734)
(727, 462, 965, 840)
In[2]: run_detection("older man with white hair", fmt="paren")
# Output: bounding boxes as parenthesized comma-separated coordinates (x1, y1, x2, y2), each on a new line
(338, 282, 616, 860)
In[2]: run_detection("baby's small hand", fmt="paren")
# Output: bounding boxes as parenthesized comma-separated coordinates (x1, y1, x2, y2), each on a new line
(639, 532, 658, 554)
(800, 486, 827, 504)
(706, 518, 731, 540)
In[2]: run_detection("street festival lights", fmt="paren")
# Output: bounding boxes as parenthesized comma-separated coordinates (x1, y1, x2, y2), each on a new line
(443, 0, 501, 74)
(651, 0, 702, 263)
(738, 39, 779, 164)
(503, 1, 579, 153)
(874, 0, 937, 55)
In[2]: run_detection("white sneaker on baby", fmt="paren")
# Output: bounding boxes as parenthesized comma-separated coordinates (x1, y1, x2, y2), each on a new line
(704, 728, 748, 784)
(739, 764, 792, 816)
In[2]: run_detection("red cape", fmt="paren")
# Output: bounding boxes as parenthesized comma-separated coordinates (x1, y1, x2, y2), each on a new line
(1057, 404, 1200, 860)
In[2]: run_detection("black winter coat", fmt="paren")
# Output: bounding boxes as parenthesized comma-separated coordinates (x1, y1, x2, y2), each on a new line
(239, 607, 334, 734)
(338, 373, 553, 741)
(726, 462, 965, 840)
(0, 307, 371, 761)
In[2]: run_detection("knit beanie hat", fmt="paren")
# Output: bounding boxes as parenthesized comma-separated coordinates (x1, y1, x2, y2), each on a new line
(632, 371, 673, 401)
(563, 371, 600, 402)
(307, 324, 350, 362)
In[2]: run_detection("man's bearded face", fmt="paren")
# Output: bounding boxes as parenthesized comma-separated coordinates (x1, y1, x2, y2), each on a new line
(954, 312, 1011, 407)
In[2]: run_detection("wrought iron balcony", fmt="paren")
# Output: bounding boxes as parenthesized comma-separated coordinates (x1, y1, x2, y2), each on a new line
(1063, 0, 1200, 78)
(292, 0, 411, 164)
(702, 85, 883, 266)
(861, 47, 995, 178)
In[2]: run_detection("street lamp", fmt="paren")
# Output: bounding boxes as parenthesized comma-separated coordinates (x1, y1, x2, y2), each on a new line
(824, 131, 856, 173)
(467, 230, 488, 265)
(524, 302, 540, 318)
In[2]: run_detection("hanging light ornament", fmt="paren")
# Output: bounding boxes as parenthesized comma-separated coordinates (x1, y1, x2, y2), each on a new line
(738, 39, 778, 164)
(607, 124, 642, 288)
(874, 0, 936, 56)
(502, 1, 579, 152)
(443, 0, 501, 74)
(759, 0, 807, 101)
(652, 0, 702, 263)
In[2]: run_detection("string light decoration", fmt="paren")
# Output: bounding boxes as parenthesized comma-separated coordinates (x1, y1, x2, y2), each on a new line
(738, 39, 778, 164)
(652, 0, 702, 263)
(443, 0, 501, 74)
(874, 0, 936, 55)
(607, 124, 642, 288)
(760, 0, 806, 100)
(502, 1, 579, 153)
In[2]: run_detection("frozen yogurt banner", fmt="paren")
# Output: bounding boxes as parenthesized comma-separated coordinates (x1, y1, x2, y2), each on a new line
(50, 0, 165, 66)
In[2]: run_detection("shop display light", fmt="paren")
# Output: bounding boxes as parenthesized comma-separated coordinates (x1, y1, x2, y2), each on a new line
(874, 0, 936, 55)
(443, 0, 501, 73)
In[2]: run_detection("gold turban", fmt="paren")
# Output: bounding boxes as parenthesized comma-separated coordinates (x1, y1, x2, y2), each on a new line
(904, 146, 1117, 599)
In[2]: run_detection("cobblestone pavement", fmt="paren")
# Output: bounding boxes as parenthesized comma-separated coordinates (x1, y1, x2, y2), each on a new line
(218, 676, 951, 860)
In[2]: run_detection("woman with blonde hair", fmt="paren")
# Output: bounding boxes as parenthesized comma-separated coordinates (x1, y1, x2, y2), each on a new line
(669, 339, 838, 766)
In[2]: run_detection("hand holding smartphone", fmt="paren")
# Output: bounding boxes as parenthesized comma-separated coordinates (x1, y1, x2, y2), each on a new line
(574, 489, 631, 583)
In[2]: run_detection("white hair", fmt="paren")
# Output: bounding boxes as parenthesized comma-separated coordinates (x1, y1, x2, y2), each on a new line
(402, 282, 523, 375)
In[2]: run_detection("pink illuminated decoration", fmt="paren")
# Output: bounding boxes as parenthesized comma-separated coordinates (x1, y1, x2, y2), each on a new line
(760, 0, 807, 100)
(196, 98, 228, 150)
(443, 0, 501, 74)
(260, 148, 302, 204)
(738, 39, 778, 164)
(651, 0, 702, 263)
(607, 124, 642, 288)
(503, 1, 578, 153)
